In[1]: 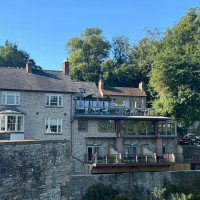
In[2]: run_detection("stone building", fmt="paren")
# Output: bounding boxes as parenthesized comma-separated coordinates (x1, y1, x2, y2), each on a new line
(0, 61, 178, 174)
(98, 79, 146, 108)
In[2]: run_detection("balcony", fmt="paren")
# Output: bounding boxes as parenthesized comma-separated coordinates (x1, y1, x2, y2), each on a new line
(85, 153, 200, 164)
(75, 105, 155, 116)
(84, 153, 200, 173)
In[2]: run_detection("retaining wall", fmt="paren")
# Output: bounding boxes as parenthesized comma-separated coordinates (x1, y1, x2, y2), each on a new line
(0, 140, 70, 200)
(70, 170, 200, 200)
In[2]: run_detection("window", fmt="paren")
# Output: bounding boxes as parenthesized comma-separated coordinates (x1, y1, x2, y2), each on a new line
(162, 146, 166, 153)
(158, 122, 166, 135)
(147, 121, 155, 135)
(0, 115, 24, 132)
(2, 92, 20, 105)
(46, 94, 62, 106)
(127, 121, 136, 135)
(45, 118, 62, 133)
(167, 123, 175, 135)
(78, 120, 88, 131)
(87, 146, 100, 162)
(98, 120, 115, 132)
(79, 88, 85, 93)
(138, 121, 146, 135)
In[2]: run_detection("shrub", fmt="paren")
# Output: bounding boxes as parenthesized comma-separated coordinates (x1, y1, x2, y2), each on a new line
(80, 184, 135, 200)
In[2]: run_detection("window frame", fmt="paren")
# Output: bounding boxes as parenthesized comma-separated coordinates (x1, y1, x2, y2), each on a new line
(78, 120, 88, 131)
(45, 117, 62, 133)
(98, 120, 116, 132)
(2, 91, 20, 105)
(46, 94, 63, 107)
(0, 114, 24, 132)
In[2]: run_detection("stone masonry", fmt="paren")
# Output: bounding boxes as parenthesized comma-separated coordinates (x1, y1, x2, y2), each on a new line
(0, 140, 70, 200)
(0, 91, 72, 140)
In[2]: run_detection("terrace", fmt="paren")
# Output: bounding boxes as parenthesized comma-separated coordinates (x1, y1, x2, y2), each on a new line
(85, 153, 200, 164)
(74, 98, 155, 117)
(84, 153, 200, 173)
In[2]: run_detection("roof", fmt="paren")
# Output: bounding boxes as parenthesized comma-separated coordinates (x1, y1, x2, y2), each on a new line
(102, 87, 146, 97)
(73, 115, 171, 121)
(74, 82, 102, 98)
(0, 67, 101, 97)
(0, 106, 25, 114)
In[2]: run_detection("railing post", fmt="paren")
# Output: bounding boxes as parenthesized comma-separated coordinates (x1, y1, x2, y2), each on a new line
(154, 153, 157, 163)
(116, 155, 118, 164)
(172, 153, 175, 162)
(95, 153, 97, 164)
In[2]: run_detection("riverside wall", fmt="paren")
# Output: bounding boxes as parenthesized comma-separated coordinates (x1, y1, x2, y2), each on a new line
(70, 170, 200, 200)
(1, 140, 200, 200)
(0, 140, 70, 200)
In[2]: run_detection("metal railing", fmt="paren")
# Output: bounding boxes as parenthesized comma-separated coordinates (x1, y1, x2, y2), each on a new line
(75, 106, 155, 116)
(84, 153, 200, 165)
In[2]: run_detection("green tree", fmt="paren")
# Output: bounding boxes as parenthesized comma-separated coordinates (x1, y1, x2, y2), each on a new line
(0, 40, 41, 69)
(149, 7, 200, 132)
(112, 35, 130, 64)
(65, 27, 110, 83)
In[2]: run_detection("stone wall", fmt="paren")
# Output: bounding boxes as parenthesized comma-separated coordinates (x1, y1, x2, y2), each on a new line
(70, 171, 200, 200)
(0, 91, 72, 140)
(0, 140, 70, 200)
(72, 119, 177, 173)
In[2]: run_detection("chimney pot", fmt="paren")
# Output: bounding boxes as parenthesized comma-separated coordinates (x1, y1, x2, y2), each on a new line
(139, 82, 145, 91)
(62, 59, 69, 75)
(98, 79, 104, 97)
(26, 61, 32, 73)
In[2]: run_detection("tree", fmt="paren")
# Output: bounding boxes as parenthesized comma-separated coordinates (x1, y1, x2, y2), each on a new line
(65, 27, 110, 83)
(112, 35, 130, 64)
(149, 7, 200, 132)
(0, 40, 41, 69)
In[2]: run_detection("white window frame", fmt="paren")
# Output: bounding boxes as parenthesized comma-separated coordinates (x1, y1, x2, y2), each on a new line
(46, 94, 63, 107)
(45, 117, 62, 133)
(0, 114, 24, 132)
(2, 91, 20, 105)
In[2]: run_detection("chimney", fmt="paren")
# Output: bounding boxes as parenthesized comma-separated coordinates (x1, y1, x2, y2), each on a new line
(62, 59, 69, 75)
(98, 79, 104, 96)
(26, 61, 32, 73)
(139, 82, 145, 91)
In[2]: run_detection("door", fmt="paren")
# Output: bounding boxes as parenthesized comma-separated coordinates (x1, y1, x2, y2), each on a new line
(87, 146, 100, 162)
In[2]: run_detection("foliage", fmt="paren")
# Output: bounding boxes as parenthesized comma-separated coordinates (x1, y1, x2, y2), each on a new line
(0, 40, 41, 69)
(80, 184, 135, 200)
(66, 27, 110, 83)
(149, 7, 200, 133)
(152, 187, 166, 200)
(164, 174, 200, 200)
(152, 187, 192, 200)
(112, 35, 130, 64)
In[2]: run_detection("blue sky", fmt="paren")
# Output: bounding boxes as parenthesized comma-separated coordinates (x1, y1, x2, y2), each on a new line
(0, 0, 199, 70)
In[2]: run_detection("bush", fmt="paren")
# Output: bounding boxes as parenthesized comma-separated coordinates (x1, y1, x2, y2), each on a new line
(80, 184, 135, 200)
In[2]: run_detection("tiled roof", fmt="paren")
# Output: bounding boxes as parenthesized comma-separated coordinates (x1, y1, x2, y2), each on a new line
(74, 82, 102, 98)
(0, 67, 101, 97)
(102, 87, 146, 97)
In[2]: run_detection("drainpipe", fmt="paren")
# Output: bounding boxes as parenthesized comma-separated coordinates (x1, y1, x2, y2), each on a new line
(70, 94, 73, 154)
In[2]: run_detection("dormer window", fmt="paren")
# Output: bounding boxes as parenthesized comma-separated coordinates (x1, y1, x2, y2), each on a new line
(79, 88, 85, 93)
(2, 92, 20, 105)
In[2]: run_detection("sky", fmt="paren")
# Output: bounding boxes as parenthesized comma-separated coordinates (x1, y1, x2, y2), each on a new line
(0, 0, 200, 70)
